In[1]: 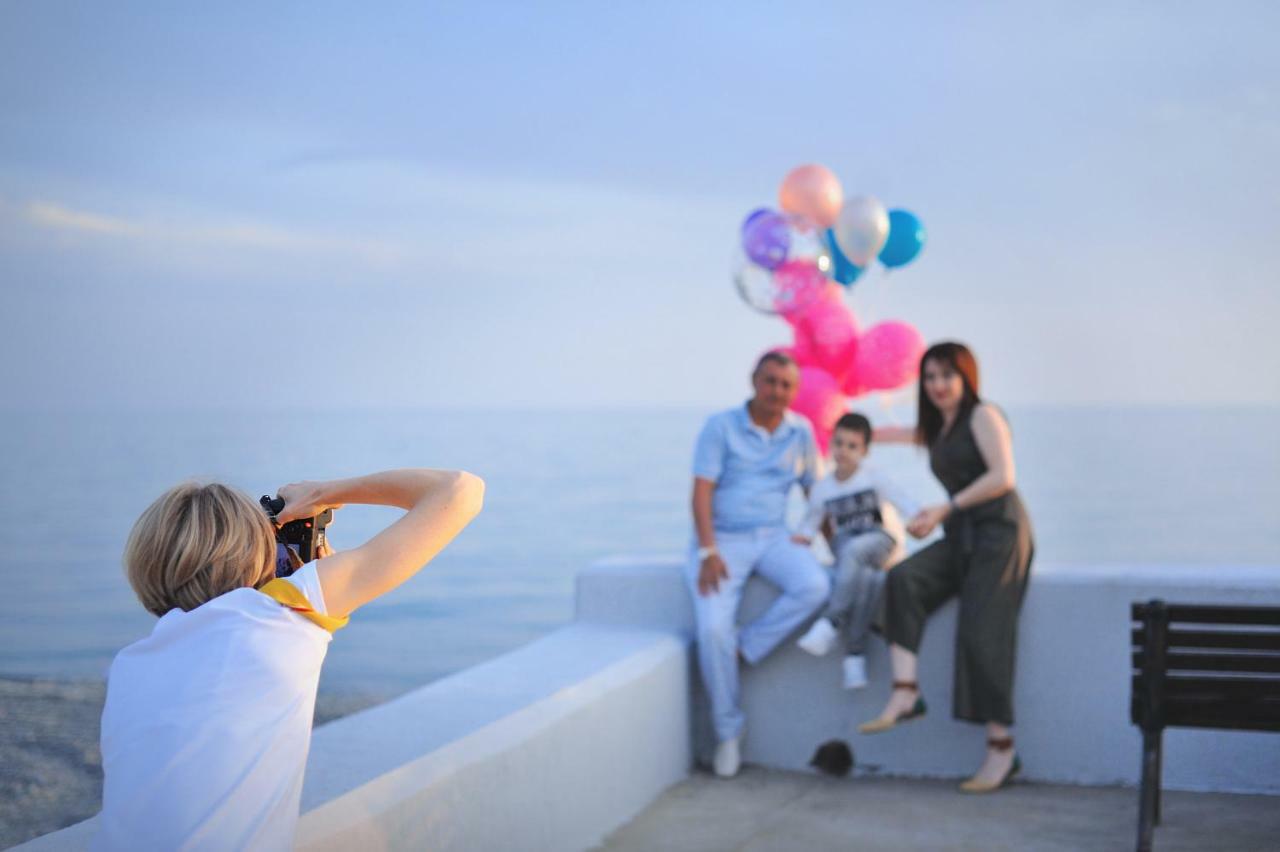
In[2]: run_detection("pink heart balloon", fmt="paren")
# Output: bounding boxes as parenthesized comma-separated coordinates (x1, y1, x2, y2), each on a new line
(767, 341, 818, 369)
(790, 365, 847, 455)
(853, 321, 926, 392)
(772, 259, 829, 320)
(792, 284, 860, 383)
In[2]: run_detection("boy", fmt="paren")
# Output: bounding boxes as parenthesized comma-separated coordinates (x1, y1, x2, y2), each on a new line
(793, 413, 919, 689)
(95, 469, 483, 850)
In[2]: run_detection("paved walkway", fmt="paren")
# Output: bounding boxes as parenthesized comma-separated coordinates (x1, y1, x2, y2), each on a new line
(596, 767, 1278, 852)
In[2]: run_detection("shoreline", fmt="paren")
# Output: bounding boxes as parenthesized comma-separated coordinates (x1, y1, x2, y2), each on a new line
(0, 676, 387, 849)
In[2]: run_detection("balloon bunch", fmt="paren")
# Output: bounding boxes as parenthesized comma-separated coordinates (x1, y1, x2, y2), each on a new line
(734, 164, 928, 454)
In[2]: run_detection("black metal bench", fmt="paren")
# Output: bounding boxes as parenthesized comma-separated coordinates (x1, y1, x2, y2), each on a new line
(1130, 600, 1280, 851)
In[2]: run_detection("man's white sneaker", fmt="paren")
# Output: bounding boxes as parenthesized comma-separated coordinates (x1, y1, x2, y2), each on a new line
(713, 735, 742, 778)
(797, 617, 838, 657)
(842, 654, 868, 690)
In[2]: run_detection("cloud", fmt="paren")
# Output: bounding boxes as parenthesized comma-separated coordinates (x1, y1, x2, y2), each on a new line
(10, 159, 742, 290)
(26, 201, 142, 236)
(22, 199, 404, 266)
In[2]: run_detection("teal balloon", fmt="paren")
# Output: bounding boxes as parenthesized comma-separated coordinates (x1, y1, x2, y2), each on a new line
(823, 228, 863, 286)
(879, 210, 926, 269)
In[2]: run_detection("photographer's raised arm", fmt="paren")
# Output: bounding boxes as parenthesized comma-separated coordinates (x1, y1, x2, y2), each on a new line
(276, 468, 485, 618)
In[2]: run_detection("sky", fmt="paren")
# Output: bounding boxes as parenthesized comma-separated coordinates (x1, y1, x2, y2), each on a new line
(2, 1, 1278, 410)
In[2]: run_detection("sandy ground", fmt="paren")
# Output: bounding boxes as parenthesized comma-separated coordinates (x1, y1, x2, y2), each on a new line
(0, 677, 385, 850)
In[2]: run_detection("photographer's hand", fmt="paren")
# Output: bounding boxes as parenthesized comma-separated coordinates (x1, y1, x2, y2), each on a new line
(275, 481, 345, 525)
(295, 469, 484, 617)
(313, 511, 337, 560)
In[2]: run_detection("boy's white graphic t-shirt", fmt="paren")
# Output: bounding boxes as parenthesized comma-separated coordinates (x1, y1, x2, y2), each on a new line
(797, 462, 921, 548)
(95, 564, 334, 852)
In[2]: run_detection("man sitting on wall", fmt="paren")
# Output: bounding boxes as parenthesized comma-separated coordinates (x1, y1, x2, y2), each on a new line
(687, 351, 830, 777)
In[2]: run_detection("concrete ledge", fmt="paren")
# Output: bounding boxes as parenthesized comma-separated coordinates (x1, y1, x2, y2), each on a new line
(579, 557, 1280, 794)
(17, 624, 693, 852)
(298, 624, 691, 851)
(576, 554, 690, 632)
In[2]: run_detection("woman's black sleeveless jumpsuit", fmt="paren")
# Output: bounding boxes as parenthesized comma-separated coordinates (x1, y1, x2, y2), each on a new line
(884, 406, 1035, 725)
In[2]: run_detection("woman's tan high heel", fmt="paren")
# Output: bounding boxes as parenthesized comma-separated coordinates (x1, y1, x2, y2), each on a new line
(958, 737, 1021, 793)
(857, 681, 928, 734)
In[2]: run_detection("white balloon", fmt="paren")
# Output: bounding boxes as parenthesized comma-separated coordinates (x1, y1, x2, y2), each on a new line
(833, 196, 890, 267)
(732, 248, 782, 315)
(731, 245, 825, 316)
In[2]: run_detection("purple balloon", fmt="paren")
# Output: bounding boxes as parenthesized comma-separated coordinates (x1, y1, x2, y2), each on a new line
(742, 207, 771, 229)
(741, 210, 791, 270)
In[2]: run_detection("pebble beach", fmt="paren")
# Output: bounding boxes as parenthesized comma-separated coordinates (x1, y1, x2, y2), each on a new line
(0, 678, 383, 849)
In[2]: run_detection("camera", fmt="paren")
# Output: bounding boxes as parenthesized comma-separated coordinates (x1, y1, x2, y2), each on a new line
(260, 495, 332, 578)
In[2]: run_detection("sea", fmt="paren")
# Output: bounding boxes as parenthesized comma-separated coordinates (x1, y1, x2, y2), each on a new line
(1, 406, 1276, 698)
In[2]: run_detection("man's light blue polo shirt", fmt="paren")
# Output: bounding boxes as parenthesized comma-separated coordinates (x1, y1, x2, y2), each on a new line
(692, 403, 821, 533)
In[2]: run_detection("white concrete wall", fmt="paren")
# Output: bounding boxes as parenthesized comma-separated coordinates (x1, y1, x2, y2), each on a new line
(21, 556, 1278, 850)
(16, 624, 692, 852)
(296, 624, 690, 852)
(579, 556, 1280, 795)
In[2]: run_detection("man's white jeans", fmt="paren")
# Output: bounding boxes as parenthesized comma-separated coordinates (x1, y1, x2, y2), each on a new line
(686, 527, 830, 743)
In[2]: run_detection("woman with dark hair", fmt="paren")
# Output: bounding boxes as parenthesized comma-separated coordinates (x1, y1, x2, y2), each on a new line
(856, 341, 1034, 793)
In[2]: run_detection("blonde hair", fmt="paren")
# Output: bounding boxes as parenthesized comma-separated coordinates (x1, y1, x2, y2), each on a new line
(124, 482, 276, 616)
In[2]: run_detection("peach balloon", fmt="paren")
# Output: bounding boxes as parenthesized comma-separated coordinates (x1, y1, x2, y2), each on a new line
(778, 164, 844, 229)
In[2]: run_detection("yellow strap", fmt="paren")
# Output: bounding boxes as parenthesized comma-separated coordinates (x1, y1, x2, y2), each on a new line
(258, 578, 349, 633)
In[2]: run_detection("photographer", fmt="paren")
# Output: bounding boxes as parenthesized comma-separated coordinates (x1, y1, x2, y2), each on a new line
(94, 468, 484, 851)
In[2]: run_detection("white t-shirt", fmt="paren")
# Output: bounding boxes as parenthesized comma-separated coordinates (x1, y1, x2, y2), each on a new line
(797, 462, 921, 547)
(94, 564, 334, 852)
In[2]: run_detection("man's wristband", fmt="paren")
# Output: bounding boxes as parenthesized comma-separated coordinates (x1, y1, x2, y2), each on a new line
(697, 546, 718, 561)
(948, 498, 960, 514)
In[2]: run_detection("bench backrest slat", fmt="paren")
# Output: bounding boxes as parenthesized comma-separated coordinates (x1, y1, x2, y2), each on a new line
(1132, 651, 1280, 674)
(1162, 604, 1280, 626)
(1130, 599, 1280, 733)
(1131, 674, 1280, 699)
(1131, 628, 1280, 651)
(1162, 703, 1280, 733)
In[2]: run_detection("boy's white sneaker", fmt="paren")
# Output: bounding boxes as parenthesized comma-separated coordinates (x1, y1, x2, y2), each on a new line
(797, 617, 838, 657)
(842, 654, 868, 690)
(713, 734, 742, 778)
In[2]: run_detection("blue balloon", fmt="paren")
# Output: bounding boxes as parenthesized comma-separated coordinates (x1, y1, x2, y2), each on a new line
(878, 210, 926, 269)
(824, 228, 863, 286)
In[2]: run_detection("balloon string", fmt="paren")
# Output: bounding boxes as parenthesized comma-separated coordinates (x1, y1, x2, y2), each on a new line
(853, 271, 880, 325)
(852, 262, 893, 326)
